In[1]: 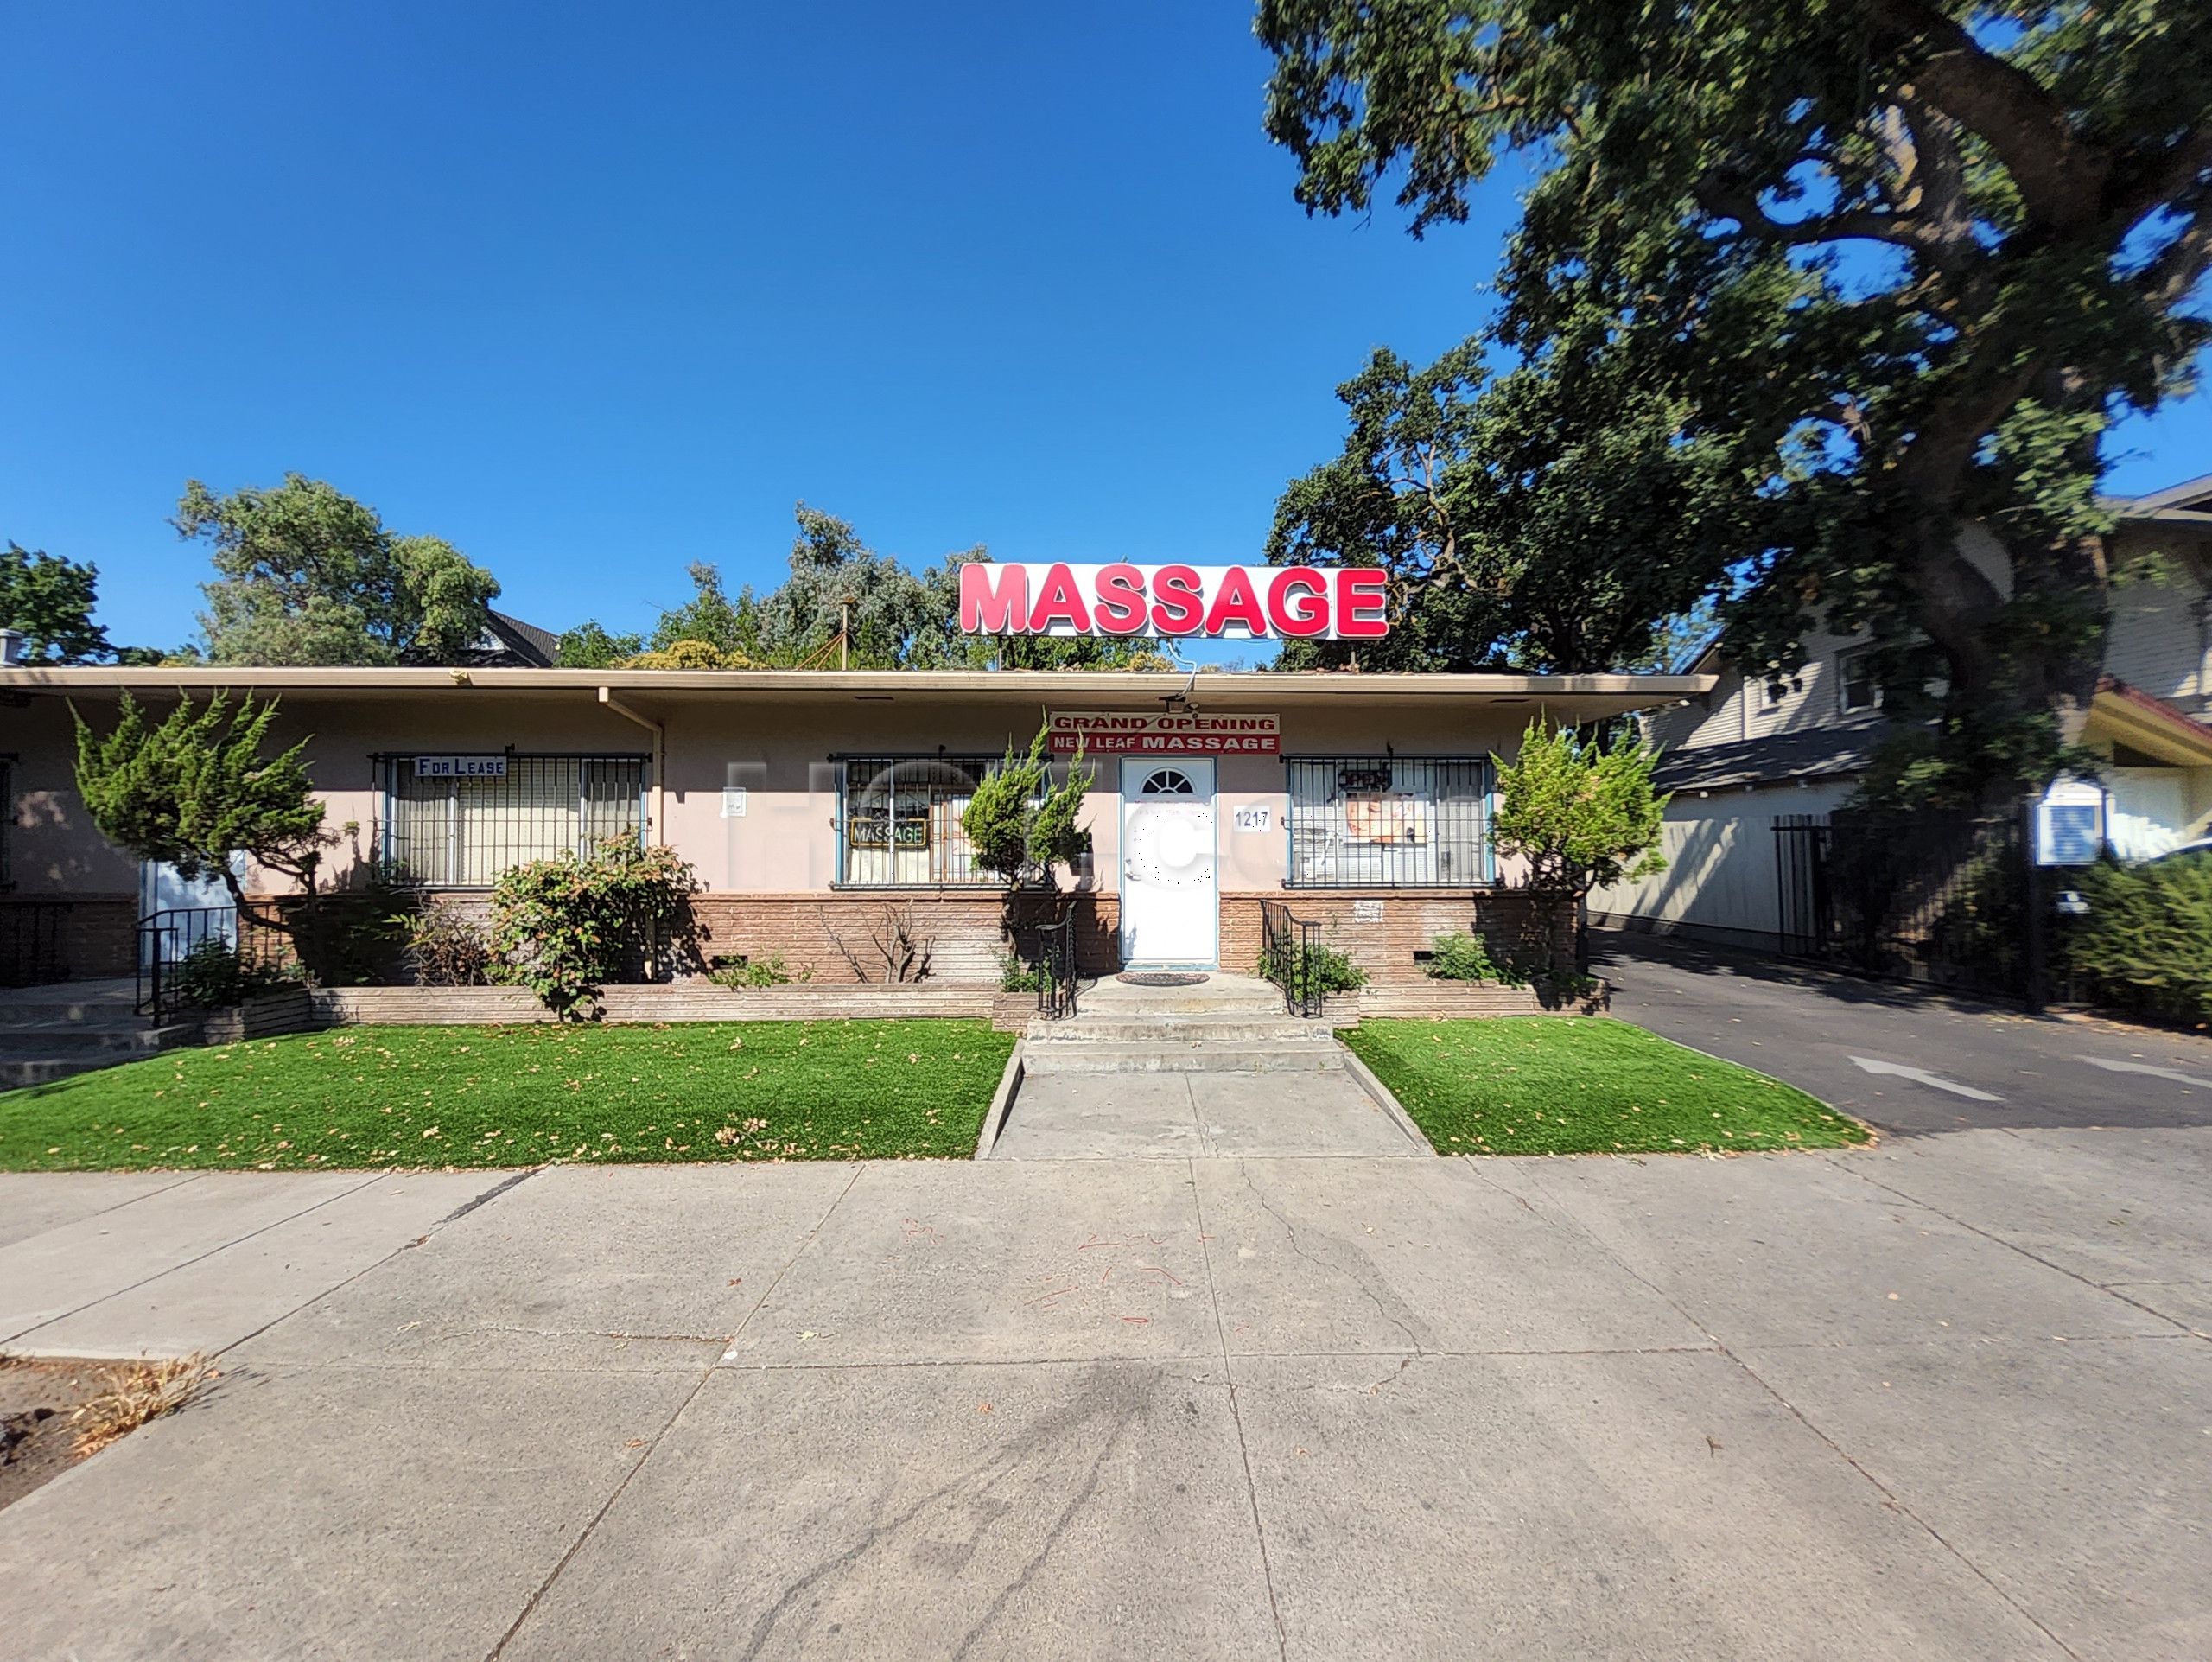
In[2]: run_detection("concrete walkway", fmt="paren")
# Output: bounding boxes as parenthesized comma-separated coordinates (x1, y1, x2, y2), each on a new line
(993, 1070, 1426, 1158)
(0, 1129, 2207, 1659)
(993, 972, 1429, 1158)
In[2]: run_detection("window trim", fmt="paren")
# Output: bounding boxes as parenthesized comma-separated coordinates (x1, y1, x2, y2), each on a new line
(1836, 648, 1882, 715)
(1279, 754, 1498, 890)
(830, 752, 1015, 890)
(374, 751, 650, 888)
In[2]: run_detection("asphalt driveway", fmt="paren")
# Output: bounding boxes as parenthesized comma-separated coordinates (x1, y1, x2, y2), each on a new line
(1, 1127, 2207, 1660)
(1594, 927, 2212, 1135)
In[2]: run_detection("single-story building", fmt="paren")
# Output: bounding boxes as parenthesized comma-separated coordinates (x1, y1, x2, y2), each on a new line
(1, 666, 1710, 988)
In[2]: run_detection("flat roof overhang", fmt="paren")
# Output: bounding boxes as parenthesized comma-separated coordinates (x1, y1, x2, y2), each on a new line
(2, 666, 1716, 723)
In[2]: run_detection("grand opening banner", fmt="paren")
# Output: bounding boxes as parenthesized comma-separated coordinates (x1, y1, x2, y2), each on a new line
(957, 561, 1388, 640)
(1046, 711, 1281, 754)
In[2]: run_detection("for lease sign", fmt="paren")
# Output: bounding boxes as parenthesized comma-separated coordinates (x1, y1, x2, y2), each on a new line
(959, 561, 1387, 640)
(1047, 712, 1280, 754)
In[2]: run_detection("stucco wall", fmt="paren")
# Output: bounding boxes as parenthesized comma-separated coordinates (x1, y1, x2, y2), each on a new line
(1587, 777, 1859, 951)
(7, 685, 1539, 904)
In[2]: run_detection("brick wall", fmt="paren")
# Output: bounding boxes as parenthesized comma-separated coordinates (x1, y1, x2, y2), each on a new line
(315, 984, 994, 1024)
(277, 886, 1566, 992)
(684, 890, 1122, 984)
(0, 895, 137, 984)
(200, 987, 318, 1043)
(1218, 888, 1574, 987)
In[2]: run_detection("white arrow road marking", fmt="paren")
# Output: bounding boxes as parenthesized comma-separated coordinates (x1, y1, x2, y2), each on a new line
(2084, 1057, 2211, 1091)
(1848, 1056, 2004, 1102)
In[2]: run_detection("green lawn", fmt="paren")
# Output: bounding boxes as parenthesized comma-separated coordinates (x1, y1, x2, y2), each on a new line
(0, 1020, 1015, 1171)
(1345, 1016, 1868, 1156)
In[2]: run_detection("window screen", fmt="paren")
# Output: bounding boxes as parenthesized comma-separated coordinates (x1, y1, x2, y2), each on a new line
(1285, 756, 1492, 888)
(838, 756, 1007, 886)
(379, 755, 646, 886)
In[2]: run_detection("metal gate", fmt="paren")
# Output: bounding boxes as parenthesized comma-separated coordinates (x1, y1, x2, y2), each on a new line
(1772, 815, 1832, 959)
(1771, 810, 2041, 998)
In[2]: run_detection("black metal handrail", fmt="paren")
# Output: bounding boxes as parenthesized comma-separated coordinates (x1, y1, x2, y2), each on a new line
(1034, 911, 1079, 1021)
(137, 906, 243, 1020)
(1, 900, 73, 988)
(1259, 900, 1324, 1017)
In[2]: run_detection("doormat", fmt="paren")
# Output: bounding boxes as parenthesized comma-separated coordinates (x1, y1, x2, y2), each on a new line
(1116, 971, 1209, 987)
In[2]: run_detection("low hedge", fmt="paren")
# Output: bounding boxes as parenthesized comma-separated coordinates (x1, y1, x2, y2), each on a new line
(2073, 851, 2212, 1027)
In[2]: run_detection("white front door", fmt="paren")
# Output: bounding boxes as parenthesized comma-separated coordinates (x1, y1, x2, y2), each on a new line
(1119, 757, 1217, 967)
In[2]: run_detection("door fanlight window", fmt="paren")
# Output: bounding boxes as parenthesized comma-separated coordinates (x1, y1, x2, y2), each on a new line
(1141, 767, 1197, 796)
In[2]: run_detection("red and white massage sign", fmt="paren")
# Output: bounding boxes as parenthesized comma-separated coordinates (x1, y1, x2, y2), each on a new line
(1047, 712, 1281, 755)
(958, 561, 1388, 640)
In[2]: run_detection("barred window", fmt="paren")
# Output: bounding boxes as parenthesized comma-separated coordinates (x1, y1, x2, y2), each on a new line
(1285, 756, 1493, 888)
(837, 755, 1007, 886)
(378, 755, 646, 887)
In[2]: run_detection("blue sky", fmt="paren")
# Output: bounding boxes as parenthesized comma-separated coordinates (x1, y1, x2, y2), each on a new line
(3, 1, 2206, 655)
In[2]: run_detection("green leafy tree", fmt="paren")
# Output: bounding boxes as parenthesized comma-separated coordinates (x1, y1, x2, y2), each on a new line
(556, 620, 646, 668)
(1, 542, 159, 664)
(961, 725, 1096, 888)
(178, 474, 501, 665)
(645, 563, 763, 659)
(754, 505, 946, 667)
(1492, 718, 1668, 969)
(1258, 0, 2212, 803)
(614, 508, 1169, 672)
(962, 724, 1098, 978)
(73, 692, 332, 930)
(1268, 347, 1738, 672)
(1266, 344, 1503, 671)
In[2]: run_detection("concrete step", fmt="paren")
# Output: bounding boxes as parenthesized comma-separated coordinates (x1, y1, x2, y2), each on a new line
(0, 997, 145, 1028)
(1019, 1041, 1348, 1077)
(0, 1054, 130, 1088)
(1026, 1015, 1337, 1046)
(0, 1022, 199, 1055)
(1076, 988, 1287, 1018)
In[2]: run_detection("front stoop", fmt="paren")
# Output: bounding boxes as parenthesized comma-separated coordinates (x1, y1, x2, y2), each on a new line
(1018, 974, 1341, 1077)
(984, 971, 1432, 1158)
(0, 985, 200, 1088)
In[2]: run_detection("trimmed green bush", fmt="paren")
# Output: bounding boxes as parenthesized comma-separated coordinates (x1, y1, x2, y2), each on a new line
(706, 952, 808, 988)
(486, 837, 699, 1019)
(1424, 930, 1516, 983)
(2074, 852, 2212, 1027)
(1255, 938, 1368, 995)
(166, 937, 297, 1010)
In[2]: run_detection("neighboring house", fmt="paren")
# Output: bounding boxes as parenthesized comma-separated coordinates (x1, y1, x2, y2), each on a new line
(466, 610, 561, 668)
(1592, 474, 2212, 952)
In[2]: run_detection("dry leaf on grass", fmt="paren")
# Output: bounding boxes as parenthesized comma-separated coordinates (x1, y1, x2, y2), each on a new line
(71, 1355, 217, 1461)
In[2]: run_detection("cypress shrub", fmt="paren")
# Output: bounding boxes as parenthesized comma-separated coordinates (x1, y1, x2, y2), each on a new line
(2073, 852, 2212, 1027)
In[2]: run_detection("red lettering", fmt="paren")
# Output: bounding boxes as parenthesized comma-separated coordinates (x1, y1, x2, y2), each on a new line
(1335, 569, 1389, 640)
(1205, 567, 1269, 635)
(1091, 564, 1147, 635)
(959, 563, 1029, 634)
(1150, 564, 1205, 635)
(1027, 563, 1091, 634)
(1268, 569, 1330, 639)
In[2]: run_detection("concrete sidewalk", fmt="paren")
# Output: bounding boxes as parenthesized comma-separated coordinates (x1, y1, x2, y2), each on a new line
(0, 1130, 2207, 1659)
